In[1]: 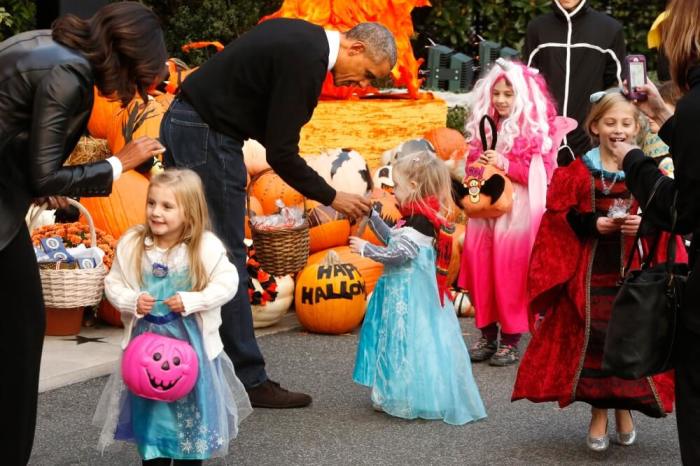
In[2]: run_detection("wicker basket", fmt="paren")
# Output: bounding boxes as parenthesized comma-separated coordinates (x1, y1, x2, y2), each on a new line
(247, 170, 309, 276)
(29, 198, 107, 308)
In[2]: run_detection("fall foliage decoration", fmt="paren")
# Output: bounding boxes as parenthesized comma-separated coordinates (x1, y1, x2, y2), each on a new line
(31, 223, 116, 270)
(295, 250, 367, 334)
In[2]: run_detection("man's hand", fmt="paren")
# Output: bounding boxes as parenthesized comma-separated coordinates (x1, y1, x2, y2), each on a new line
(116, 136, 165, 172)
(331, 191, 371, 220)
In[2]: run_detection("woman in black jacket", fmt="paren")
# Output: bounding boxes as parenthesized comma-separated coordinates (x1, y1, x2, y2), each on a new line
(0, 3, 166, 463)
(610, 0, 700, 463)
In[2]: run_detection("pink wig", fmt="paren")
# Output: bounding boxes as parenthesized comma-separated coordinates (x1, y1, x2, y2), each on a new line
(465, 60, 558, 163)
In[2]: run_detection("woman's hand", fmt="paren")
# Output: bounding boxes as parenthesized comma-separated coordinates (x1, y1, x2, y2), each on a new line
(609, 141, 638, 170)
(33, 196, 70, 209)
(136, 292, 156, 315)
(163, 294, 185, 313)
(596, 216, 622, 235)
(478, 149, 503, 168)
(349, 236, 368, 255)
(115, 136, 165, 172)
(623, 79, 673, 129)
(620, 214, 642, 236)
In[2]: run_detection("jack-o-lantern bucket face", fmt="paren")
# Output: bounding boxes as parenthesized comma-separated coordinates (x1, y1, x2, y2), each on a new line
(122, 332, 199, 402)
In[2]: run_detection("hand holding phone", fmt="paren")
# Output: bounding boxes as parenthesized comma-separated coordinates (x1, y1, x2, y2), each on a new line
(626, 55, 647, 101)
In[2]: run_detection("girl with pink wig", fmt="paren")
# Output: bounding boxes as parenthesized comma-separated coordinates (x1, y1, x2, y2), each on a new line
(458, 59, 563, 366)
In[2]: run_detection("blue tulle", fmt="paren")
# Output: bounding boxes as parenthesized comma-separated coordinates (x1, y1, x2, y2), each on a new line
(353, 244, 487, 425)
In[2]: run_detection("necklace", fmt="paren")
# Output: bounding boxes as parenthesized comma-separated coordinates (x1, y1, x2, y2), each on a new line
(600, 170, 619, 195)
(146, 247, 171, 278)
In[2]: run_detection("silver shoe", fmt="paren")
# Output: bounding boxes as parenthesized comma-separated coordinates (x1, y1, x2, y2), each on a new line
(587, 433, 610, 452)
(615, 429, 637, 446)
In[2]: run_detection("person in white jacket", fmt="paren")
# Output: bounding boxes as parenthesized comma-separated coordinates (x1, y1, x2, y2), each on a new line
(93, 169, 252, 466)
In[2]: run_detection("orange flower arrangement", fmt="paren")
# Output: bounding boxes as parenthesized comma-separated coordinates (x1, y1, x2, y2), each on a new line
(31, 223, 117, 270)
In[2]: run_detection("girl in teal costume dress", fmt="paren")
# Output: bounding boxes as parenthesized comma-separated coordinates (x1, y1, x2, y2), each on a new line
(350, 150, 486, 426)
(94, 169, 251, 464)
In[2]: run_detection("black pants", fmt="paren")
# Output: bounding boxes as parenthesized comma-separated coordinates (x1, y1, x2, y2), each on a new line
(675, 325, 700, 464)
(161, 98, 267, 388)
(0, 225, 45, 464)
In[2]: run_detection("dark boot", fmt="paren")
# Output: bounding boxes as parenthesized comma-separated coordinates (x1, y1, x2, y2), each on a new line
(246, 380, 312, 409)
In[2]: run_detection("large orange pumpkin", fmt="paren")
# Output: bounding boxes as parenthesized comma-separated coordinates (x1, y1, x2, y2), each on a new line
(423, 127, 468, 161)
(295, 250, 366, 334)
(250, 169, 304, 214)
(350, 189, 402, 246)
(306, 201, 351, 253)
(306, 246, 383, 294)
(80, 170, 150, 238)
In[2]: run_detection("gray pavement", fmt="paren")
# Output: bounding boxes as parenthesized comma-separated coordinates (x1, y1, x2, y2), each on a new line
(31, 318, 681, 465)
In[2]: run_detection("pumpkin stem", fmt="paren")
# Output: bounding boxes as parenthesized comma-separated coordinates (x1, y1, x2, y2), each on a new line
(322, 250, 340, 266)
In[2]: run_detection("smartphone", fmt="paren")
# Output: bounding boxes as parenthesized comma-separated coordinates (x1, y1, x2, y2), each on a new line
(625, 55, 647, 101)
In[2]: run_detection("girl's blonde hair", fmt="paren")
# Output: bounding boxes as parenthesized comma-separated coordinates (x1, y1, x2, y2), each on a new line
(584, 91, 645, 146)
(663, 0, 700, 91)
(392, 150, 452, 216)
(132, 168, 211, 291)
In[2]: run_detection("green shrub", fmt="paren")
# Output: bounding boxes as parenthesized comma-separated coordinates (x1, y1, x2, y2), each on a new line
(0, 0, 36, 41)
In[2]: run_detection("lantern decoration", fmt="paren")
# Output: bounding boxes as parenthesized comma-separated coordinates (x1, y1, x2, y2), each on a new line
(306, 246, 383, 294)
(451, 288, 475, 318)
(80, 170, 150, 239)
(306, 201, 351, 253)
(295, 250, 367, 334)
(307, 148, 372, 196)
(250, 169, 304, 215)
(350, 189, 402, 246)
(122, 332, 199, 402)
(422, 127, 468, 161)
(247, 243, 295, 328)
(243, 139, 270, 176)
(371, 165, 394, 194)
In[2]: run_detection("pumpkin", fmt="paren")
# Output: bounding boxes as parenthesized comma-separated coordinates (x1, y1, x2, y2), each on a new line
(245, 196, 264, 239)
(371, 164, 394, 193)
(245, 242, 295, 328)
(446, 223, 465, 286)
(309, 148, 372, 195)
(243, 139, 270, 175)
(80, 170, 150, 238)
(250, 169, 304, 215)
(306, 201, 351, 253)
(306, 246, 383, 294)
(350, 189, 402, 246)
(295, 250, 366, 334)
(97, 299, 123, 327)
(423, 127, 468, 161)
(451, 288, 475, 317)
(122, 332, 199, 402)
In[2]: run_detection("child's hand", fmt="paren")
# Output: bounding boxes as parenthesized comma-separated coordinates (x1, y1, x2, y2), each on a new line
(596, 217, 622, 235)
(136, 293, 156, 315)
(621, 214, 642, 236)
(163, 294, 185, 313)
(349, 236, 368, 255)
(479, 150, 503, 168)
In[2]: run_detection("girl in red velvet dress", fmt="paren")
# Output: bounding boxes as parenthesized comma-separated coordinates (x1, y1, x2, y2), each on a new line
(512, 91, 678, 452)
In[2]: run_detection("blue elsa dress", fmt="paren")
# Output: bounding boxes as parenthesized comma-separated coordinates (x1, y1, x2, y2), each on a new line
(353, 213, 487, 425)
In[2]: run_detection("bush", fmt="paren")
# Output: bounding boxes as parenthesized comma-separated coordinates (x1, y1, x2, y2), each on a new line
(0, 0, 36, 41)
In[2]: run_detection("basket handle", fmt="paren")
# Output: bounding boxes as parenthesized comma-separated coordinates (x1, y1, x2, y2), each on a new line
(27, 198, 98, 249)
(246, 168, 309, 227)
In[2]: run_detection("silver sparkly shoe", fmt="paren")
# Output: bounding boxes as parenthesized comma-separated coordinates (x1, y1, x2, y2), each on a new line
(587, 433, 610, 452)
(615, 429, 637, 446)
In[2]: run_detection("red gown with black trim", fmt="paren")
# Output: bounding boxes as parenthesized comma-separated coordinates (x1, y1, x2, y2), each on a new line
(511, 158, 677, 417)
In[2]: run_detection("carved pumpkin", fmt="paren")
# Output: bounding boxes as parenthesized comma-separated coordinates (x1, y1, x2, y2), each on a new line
(80, 170, 149, 238)
(462, 162, 514, 218)
(306, 246, 383, 294)
(243, 139, 270, 176)
(350, 189, 402, 246)
(306, 201, 351, 253)
(250, 169, 304, 215)
(121, 332, 199, 402)
(308, 148, 372, 195)
(371, 164, 394, 194)
(295, 250, 366, 334)
(423, 127, 468, 161)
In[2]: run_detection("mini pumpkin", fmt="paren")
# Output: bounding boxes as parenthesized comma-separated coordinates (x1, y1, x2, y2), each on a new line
(295, 250, 367, 334)
(451, 288, 475, 318)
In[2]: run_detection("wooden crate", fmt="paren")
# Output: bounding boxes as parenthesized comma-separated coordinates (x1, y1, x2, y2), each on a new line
(299, 97, 448, 169)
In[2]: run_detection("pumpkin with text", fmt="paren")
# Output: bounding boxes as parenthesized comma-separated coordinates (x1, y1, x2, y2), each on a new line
(306, 246, 383, 295)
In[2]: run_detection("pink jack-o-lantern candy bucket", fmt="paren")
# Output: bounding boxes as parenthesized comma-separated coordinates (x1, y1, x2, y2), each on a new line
(121, 332, 199, 402)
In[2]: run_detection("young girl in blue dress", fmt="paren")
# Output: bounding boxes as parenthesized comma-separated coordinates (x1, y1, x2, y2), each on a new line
(350, 150, 487, 425)
(94, 169, 252, 465)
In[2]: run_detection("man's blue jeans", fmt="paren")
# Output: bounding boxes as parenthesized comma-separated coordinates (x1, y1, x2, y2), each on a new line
(160, 97, 267, 388)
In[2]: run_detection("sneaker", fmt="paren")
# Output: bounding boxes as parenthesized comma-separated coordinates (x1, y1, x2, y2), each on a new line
(469, 338, 498, 362)
(489, 344, 520, 366)
(246, 380, 312, 409)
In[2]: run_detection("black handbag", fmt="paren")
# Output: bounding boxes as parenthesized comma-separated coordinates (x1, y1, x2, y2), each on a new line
(602, 186, 689, 380)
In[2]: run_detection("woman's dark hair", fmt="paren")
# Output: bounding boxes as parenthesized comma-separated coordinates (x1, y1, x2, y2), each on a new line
(52, 2, 167, 106)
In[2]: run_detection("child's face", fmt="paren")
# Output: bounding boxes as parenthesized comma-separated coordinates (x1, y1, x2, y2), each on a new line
(147, 184, 186, 244)
(492, 79, 515, 118)
(392, 169, 413, 205)
(590, 103, 639, 152)
(557, 0, 583, 12)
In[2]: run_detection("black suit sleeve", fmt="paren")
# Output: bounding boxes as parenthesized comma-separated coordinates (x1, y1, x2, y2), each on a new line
(29, 63, 113, 197)
(264, 48, 336, 206)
